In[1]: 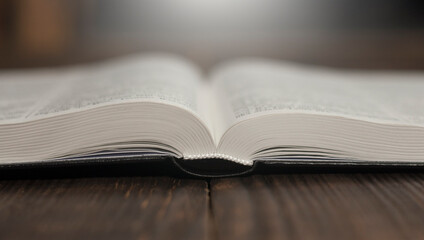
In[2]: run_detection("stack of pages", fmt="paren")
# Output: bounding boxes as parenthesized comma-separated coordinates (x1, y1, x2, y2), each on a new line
(1, 54, 424, 174)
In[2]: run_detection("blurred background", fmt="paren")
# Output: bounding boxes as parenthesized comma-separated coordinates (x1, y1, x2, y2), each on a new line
(0, 0, 423, 70)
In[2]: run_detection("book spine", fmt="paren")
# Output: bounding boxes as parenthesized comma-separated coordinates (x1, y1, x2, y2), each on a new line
(183, 154, 250, 165)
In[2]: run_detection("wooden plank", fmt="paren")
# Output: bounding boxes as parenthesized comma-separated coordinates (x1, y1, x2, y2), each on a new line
(0, 177, 210, 240)
(210, 174, 424, 240)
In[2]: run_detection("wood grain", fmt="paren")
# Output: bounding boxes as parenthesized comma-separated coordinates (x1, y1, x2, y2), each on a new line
(211, 174, 424, 240)
(2, 174, 424, 239)
(0, 177, 209, 240)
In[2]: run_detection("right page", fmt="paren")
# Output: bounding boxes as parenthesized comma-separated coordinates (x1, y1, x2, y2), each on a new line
(211, 59, 424, 164)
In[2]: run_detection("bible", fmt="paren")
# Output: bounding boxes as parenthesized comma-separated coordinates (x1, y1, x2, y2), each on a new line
(1, 54, 424, 176)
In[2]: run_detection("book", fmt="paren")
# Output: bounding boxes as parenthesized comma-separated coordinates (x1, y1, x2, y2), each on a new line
(1, 53, 424, 176)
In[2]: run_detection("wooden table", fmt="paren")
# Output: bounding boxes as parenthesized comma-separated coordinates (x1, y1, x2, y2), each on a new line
(1, 173, 424, 240)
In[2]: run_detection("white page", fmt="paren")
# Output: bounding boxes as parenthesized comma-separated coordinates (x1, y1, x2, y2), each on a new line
(0, 70, 71, 123)
(212, 59, 424, 137)
(0, 54, 206, 124)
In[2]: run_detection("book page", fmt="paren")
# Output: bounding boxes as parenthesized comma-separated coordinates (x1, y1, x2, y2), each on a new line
(0, 54, 205, 124)
(0, 70, 68, 123)
(211, 59, 424, 136)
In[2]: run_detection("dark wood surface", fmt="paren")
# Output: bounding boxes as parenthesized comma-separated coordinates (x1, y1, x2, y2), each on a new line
(211, 174, 424, 240)
(2, 173, 424, 239)
(0, 177, 209, 240)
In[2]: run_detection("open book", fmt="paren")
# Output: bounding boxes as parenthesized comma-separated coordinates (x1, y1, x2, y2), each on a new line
(1, 54, 424, 176)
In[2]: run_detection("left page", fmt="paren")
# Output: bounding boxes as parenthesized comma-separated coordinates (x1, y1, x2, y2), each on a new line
(0, 54, 206, 124)
(0, 54, 216, 164)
